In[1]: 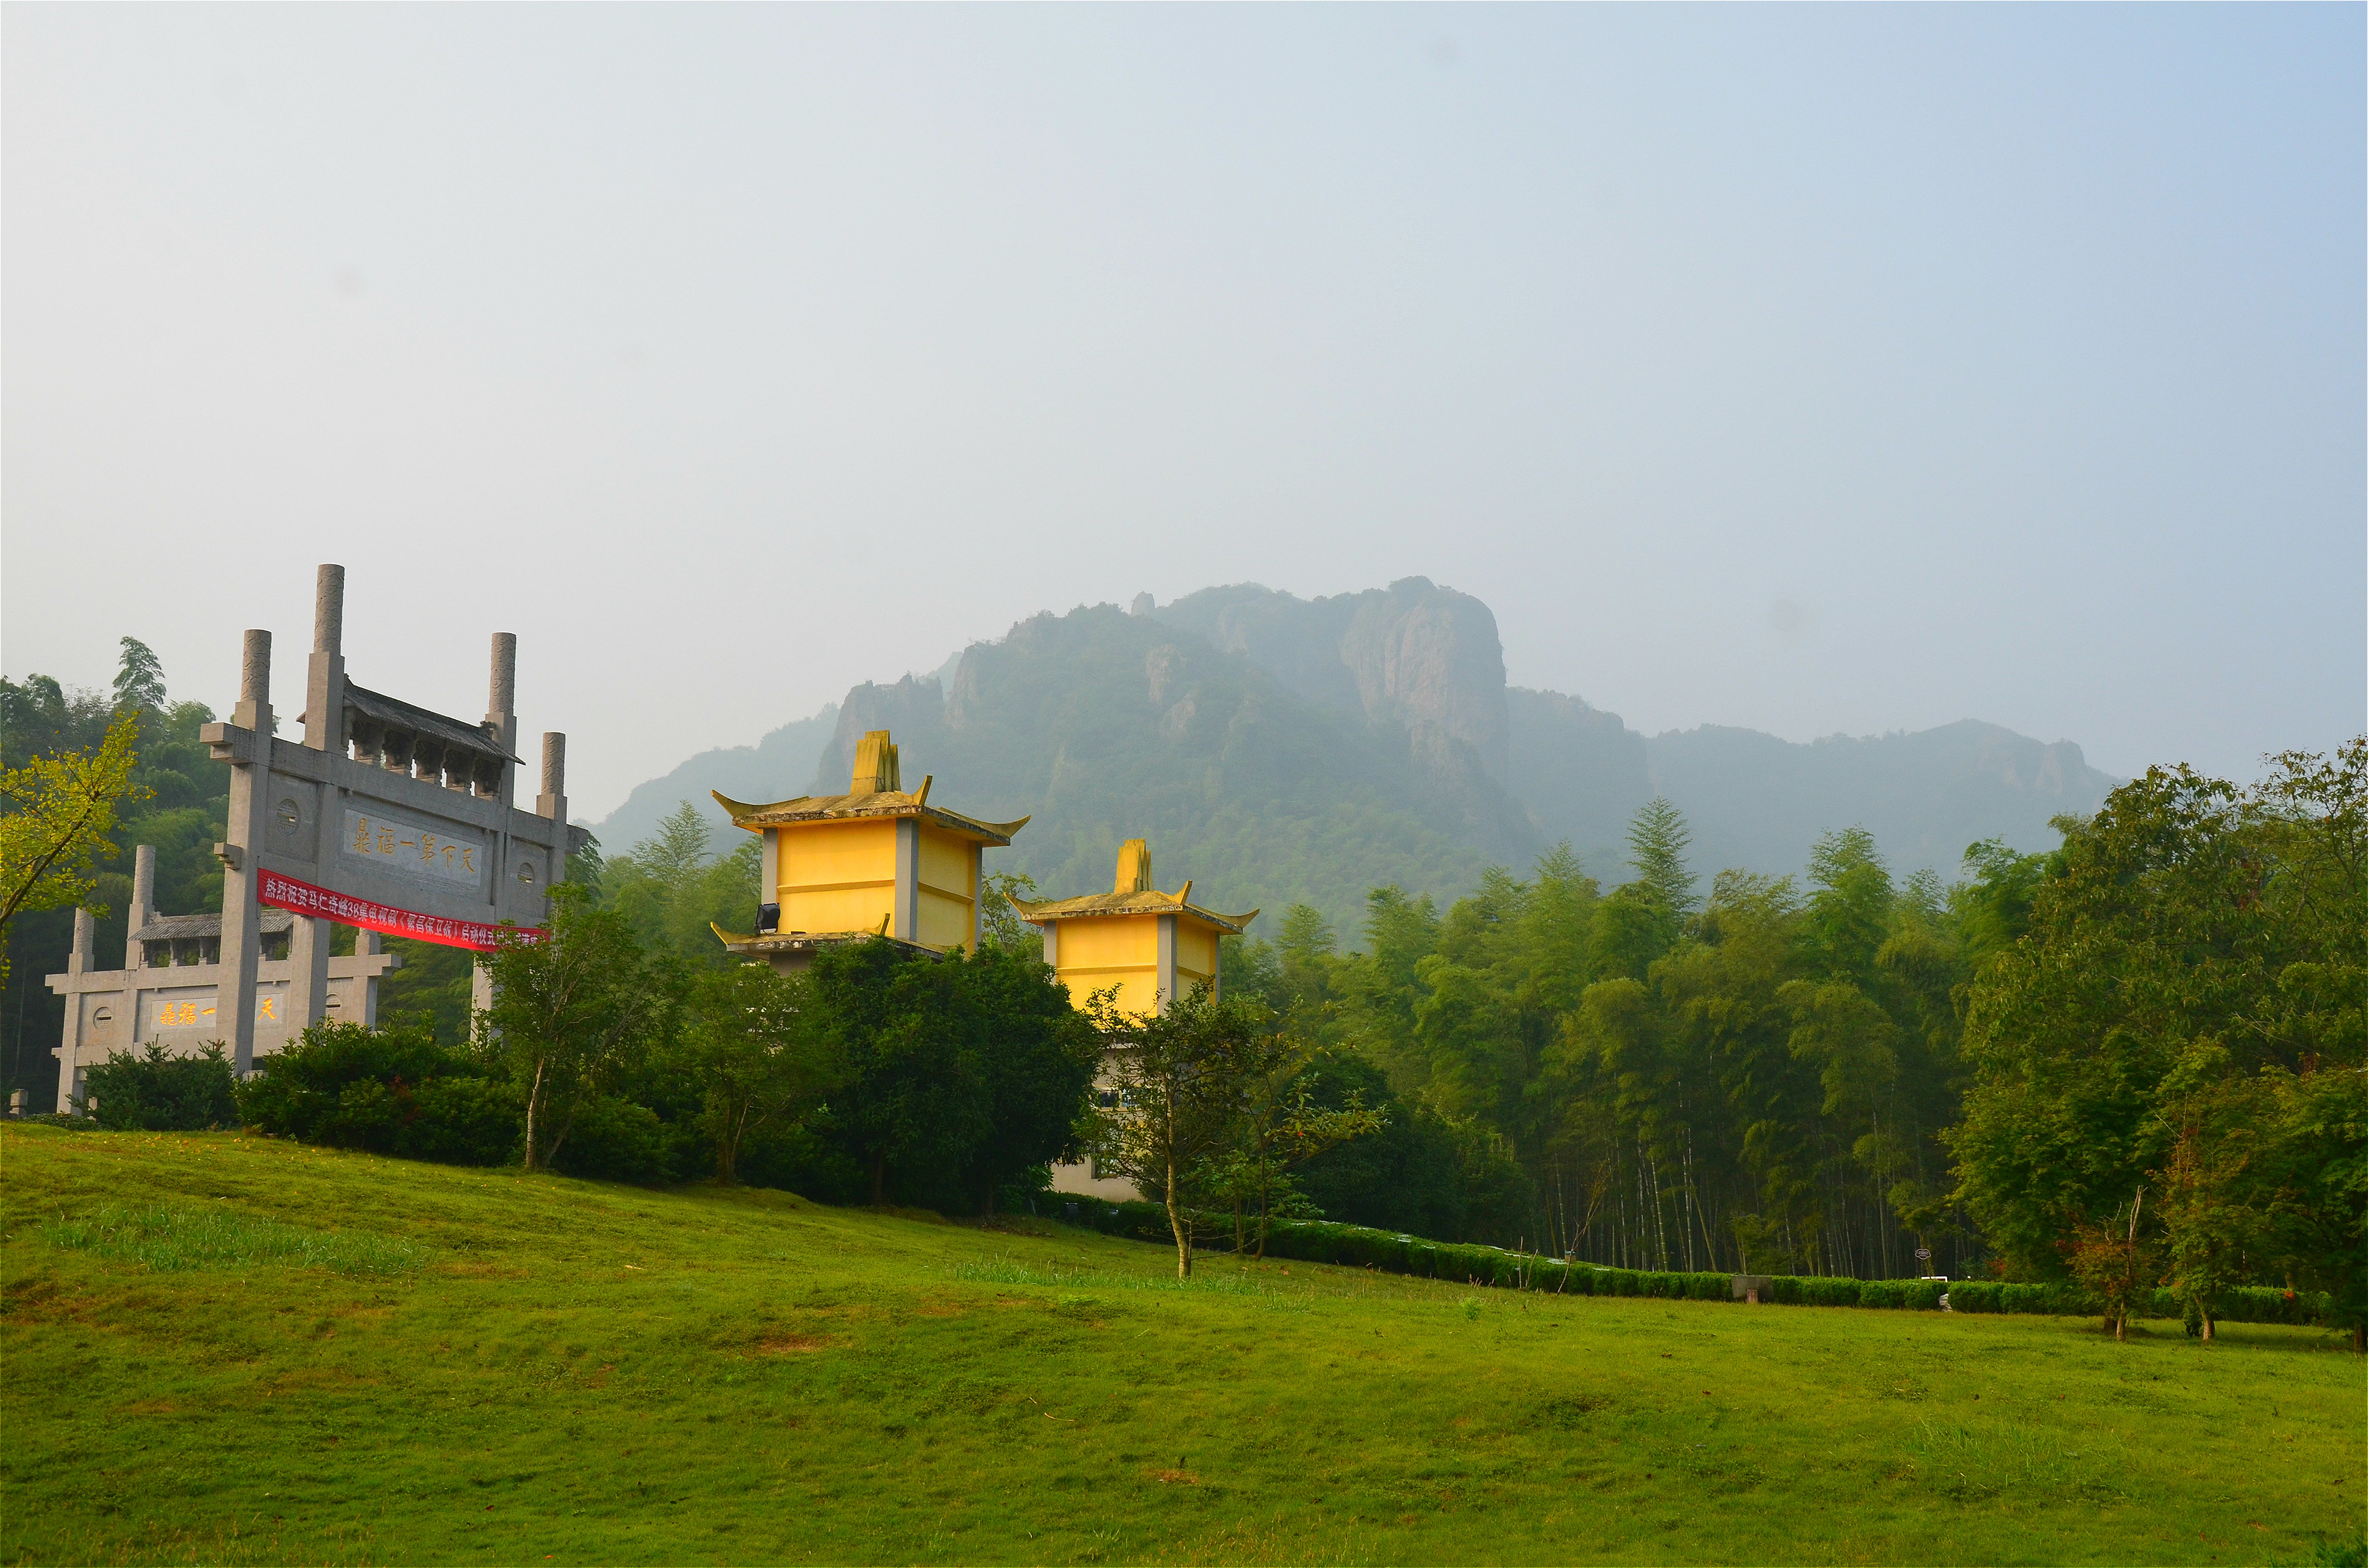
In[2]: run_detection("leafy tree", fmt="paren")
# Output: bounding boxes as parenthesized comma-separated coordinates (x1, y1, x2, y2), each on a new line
(1, 710, 148, 977)
(1292, 1053, 1465, 1239)
(2062, 1189, 2156, 1342)
(1950, 739, 2365, 1338)
(1627, 797, 1699, 919)
(2254, 1063, 2368, 1353)
(601, 800, 760, 968)
(951, 944, 1101, 1215)
(682, 961, 839, 1184)
(112, 637, 166, 716)
(807, 938, 988, 1205)
(1206, 1048, 1386, 1257)
(1085, 988, 1273, 1278)
(977, 870, 1046, 961)
(479, 883, 679, 1171)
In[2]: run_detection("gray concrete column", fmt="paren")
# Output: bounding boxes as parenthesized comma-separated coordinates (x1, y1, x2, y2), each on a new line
(534, 732, 567, 825)
(470, 957, 496, 1041)
(485, 634, 518, 806)
(304, 565, 347, 756)
(293, 572, 342, 1035)
(1156, 913, 1177, 1014)
(893, 818, 919, 942)
(359, 931, 384, 1028)
(127, 845, 156, 969)
(286, 915, 332, 1036)
(56, 908, 94, 1112)
(217, 629, 271, 1075)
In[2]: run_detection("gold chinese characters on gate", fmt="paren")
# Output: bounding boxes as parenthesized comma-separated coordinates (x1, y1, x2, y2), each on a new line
(340, 809, 486, 887)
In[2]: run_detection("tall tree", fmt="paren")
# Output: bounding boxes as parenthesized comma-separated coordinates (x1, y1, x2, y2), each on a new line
(683, 961, 839, 1184)
(480, 883, 677, 1171)
(1086, 988, 1274, 1278)
(1951, 741, 2367, 1291)
(951, 945, 1102, 1214)
(1626, 797, 1700, 919)
(808, 938, 988, 1205)
(111, 637, 166, 716)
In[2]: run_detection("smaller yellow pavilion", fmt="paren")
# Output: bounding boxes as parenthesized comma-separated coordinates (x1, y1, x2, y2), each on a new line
(1014, 839, 1258, 1015)
(708, 729, 1028, 970)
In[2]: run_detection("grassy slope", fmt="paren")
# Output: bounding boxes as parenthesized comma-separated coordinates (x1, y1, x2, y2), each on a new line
(1, 1127, 2356, 1567)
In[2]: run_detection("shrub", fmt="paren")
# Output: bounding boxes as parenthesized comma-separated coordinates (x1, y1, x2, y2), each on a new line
(2221, 1285, 2332, 1327)
(403, 1078, 522, 1166)
(237, 1019, 526, 1167)
(83, 1044, 239, 1131)
(551, 1095, 674, 1184)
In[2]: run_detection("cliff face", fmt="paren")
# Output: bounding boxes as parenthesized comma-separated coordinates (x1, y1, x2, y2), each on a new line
(1153, 578, 1511, 785)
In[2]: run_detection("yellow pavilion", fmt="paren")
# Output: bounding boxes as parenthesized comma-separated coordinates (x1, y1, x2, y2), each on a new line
(1012, 839, 1258, 1016)
(708, 729, 1028, 970)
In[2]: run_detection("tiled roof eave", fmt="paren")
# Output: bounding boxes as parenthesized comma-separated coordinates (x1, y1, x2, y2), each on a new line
(1011, 896, 1258, 936)
(712, 789, 1025, 845)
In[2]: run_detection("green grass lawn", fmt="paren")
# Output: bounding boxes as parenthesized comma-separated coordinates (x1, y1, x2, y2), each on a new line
(2, 1125, 2359, 1566)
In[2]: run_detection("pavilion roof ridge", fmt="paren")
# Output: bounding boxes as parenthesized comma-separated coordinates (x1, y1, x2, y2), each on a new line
(710, 787, 1028, 846)
(1009, 886, 1259, 936)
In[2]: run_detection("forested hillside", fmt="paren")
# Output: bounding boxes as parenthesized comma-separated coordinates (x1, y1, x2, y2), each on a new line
(598, 578, 2119, 937)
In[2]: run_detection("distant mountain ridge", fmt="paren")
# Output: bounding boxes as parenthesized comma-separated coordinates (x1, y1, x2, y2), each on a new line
(593, 579, 2119, 938)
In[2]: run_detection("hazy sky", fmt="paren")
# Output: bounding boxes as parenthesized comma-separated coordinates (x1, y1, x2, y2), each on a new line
(6, 4, 2361, 820)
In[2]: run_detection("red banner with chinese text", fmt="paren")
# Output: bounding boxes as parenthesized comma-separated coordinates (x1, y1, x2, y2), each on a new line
(256, 870, 540, 952)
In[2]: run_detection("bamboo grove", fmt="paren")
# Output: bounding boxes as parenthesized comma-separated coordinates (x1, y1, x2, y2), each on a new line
(1227, 741, 2365, 1305)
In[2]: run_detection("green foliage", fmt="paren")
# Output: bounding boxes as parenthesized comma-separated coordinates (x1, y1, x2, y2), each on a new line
(1951, 741, 2366, 1343)
(373, 936, 478, 1047)
(110, 638, 165, 716)
(598, 800, 760, 969)
(4, 655, 230, 1105)
(1, 708, 149, 947)
(951, 945, 1102, 1215)
(1082, 987, 1302, 1276)
(547, 1094, 676, 1184)
(677, 961, 839, 1184)
(807, 938, 982, 1205)
(480, 883, 681, 1171)
(236, 1019, 516, 1165)
(1626, 796, 1699, 917)
(80, 1043, 238, 1130)
(1311, 800, 1973, 1280)
(976, 870, 1045, 961)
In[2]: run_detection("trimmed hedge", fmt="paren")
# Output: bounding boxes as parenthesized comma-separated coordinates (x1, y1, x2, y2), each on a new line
(1053, 1201, 2333, 1326)
(1947, 1278, 2332, 1327)
(1055, 1202, 1942, 1310)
